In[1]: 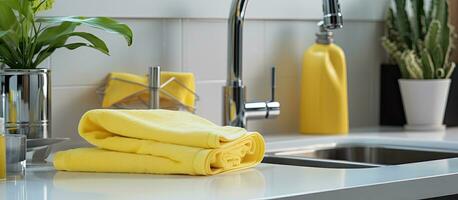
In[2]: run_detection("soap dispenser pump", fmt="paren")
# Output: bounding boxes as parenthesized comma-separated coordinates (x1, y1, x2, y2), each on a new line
(299, 22, 349, 135)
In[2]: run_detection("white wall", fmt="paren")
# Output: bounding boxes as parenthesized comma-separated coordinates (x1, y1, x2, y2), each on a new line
(48, 0, 389, 147)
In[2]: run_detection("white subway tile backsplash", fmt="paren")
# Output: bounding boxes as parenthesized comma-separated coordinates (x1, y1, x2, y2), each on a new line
(243, 20, 270, 102)
(246, 21, 318, 133)
(264, 21, 318, 78)
(195, 81, 226, 125)
(247, 72, 301, 134)
(161, 19, 184, 72)
(182, 19, 228, 80)
(334, 22, 385, 127)
(43, 0, 389, 21)
(49, 17, 385, 142)
(51, 19, 163, 86)
(52, 86, 100, 143)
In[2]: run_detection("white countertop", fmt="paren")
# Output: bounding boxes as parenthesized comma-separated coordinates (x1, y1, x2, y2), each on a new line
(2, 127, 458, 200)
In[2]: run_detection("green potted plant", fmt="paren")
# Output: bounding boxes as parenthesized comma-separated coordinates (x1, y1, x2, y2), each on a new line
(0, 0, 133, 141)
(382, 0, 456, 131)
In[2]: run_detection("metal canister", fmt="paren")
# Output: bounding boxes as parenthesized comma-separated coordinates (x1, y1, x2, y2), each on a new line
(0, 69, 51, 139)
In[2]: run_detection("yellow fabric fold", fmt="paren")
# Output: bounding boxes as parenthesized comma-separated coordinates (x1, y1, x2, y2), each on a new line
(102, 72, 196, 109)
(54, 109, 265, 175)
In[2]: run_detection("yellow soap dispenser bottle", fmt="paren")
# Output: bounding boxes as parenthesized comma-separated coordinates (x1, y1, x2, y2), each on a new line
(299, 24, 349, 135)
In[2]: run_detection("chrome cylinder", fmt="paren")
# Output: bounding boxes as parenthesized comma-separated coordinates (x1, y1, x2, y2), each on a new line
(245, 102, 268, 119)
(149, 66, 161, 109)
(245, 102, 280, 119)
(0, 69, 51, 139)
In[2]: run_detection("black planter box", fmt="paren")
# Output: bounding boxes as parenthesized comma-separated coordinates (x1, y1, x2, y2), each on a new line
(380, 64, 458, 126)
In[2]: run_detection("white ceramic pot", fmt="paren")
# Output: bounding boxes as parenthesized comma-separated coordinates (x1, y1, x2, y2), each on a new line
(399, 79, 451, 131)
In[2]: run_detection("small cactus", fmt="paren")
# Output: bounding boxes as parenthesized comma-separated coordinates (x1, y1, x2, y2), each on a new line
(420, 48, 435, 79)
(382, 37, 409, 78)
(382, 0, 456, 79)
(403, 50, 424, 79)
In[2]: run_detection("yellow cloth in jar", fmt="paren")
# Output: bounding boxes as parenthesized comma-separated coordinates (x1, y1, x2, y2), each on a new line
(102, 72, 195, 109)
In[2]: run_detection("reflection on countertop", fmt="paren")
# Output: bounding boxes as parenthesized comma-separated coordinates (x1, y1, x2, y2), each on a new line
(2, 165, 268, 200)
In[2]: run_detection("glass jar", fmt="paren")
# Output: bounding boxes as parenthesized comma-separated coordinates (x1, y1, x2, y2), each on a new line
(5, 134, 26, 179)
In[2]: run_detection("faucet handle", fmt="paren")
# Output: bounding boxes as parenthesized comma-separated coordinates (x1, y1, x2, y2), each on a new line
(267, 66, 280, 118)
(271, 66, 276, 102)
(244, 66, 280, 120)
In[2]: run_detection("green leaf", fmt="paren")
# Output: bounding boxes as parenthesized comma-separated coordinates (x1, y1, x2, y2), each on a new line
(63, 42, 90, 50)
(411, 0, 426, 42)
(0, 0, 20, 10)
(431, 0, 448, 26)
(0, 44, 15, 65)
(394, 0, 412, 48)
(33, 32, 110, 67)
(0, 3, 18, 57)
(32, 50, 52, 68)
(0, 32, 21, 66)
(436, 0, 450, 65)
(20, 1, 34, 20)
(431, 44, 444, 70)
(0, 3, 16, 31)
(58, 32, 109, 55)
(1, 0, 34, 21)
(426, 0, 435, 27)
(425, 21, 441, 50)
(37, 16, 133, 46)
(37, 22, 78, 43)
(420, 49, 435, 79)
(0, 30, 8, 38)
(34, 22, 78, 54)
(445, 62, 456, 79)
(61, 42, 110, 53)
(442, 28, 453, 69)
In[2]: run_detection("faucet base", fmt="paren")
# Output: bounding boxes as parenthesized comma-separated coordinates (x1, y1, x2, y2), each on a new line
(224, 85, 281, 128)
(224, 85, 247, 127)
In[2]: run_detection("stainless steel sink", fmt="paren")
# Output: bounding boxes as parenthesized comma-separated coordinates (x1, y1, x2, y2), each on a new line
(263, 141, 458, 169)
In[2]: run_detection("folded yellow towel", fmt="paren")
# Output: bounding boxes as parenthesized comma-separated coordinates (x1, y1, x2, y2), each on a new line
(102, 72, 196, 109)
(54, 109, 265, 175)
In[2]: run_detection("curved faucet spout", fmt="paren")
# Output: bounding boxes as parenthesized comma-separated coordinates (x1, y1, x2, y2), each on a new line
(224, 0, 343, 128)
(227, 0, 343, 87)
(227, 0, 249, 86)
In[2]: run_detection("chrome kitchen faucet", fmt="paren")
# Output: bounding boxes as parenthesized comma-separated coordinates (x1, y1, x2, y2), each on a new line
(224, 0, 344, 128)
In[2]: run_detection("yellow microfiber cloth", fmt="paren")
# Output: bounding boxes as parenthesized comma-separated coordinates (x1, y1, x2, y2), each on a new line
(53, 109, 265, 175)
(102, 72, 196, 109)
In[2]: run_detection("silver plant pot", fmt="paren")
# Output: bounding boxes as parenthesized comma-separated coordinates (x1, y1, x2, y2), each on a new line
(0, 69, 51, 140)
